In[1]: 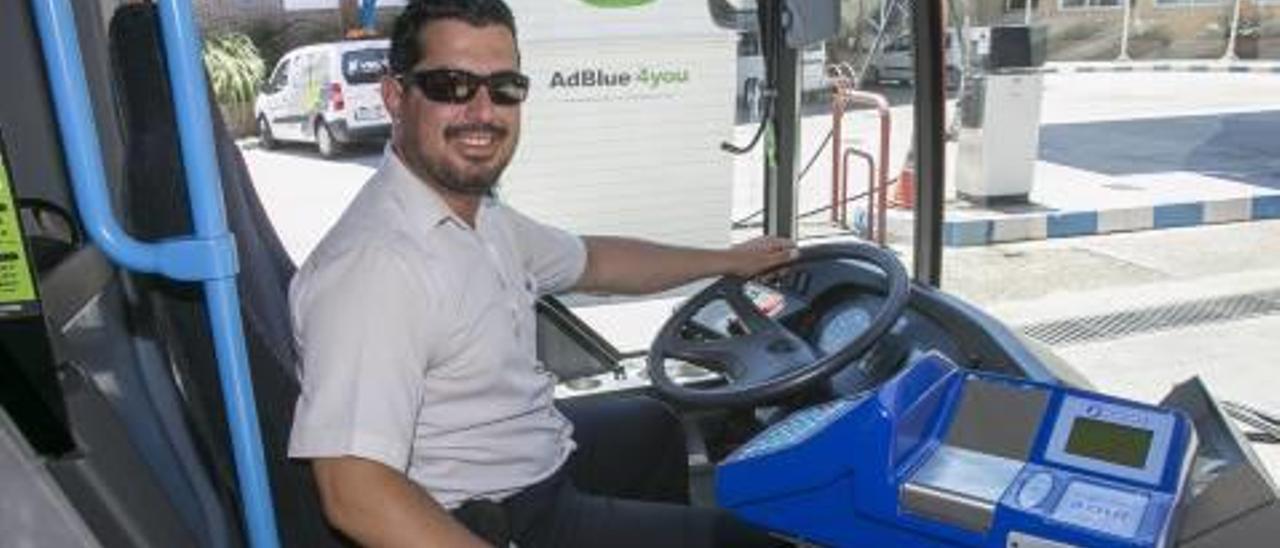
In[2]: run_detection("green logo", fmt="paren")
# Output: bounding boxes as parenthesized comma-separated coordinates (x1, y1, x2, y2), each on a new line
(581, 0, 655, 7)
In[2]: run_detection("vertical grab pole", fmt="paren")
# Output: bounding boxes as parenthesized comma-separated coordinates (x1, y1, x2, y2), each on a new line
(30, 0, 281, 545)
(153, 1, 281, 547)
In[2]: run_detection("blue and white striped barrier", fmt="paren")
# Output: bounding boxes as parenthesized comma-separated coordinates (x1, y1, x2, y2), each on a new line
(877, 194, 1280, 247)
(942, 194, 1280, 246)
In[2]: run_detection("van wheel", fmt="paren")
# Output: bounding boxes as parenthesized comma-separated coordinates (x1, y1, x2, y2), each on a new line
(316, 121, 341, 159)
(258, 116, 278, 150)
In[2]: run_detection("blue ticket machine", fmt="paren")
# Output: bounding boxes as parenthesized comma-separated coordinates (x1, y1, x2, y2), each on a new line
(717, 353, 1197, 547)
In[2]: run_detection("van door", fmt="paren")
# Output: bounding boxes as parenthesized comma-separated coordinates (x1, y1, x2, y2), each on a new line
(283, 58, 311, 141)
(260, 58, 291, 139)
(299, 52, 328, 142)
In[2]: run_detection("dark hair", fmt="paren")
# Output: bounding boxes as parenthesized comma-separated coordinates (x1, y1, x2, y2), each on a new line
(389, 0, 519, 76)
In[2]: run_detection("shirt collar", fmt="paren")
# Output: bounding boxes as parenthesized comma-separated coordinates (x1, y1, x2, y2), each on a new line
(379, 145, 494, 230)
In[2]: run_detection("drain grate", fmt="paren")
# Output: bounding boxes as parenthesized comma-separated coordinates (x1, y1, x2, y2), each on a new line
(1021, 290, 1280, 346)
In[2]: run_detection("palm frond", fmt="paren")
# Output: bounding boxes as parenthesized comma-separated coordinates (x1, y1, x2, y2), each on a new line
(203, 32, 266, 105)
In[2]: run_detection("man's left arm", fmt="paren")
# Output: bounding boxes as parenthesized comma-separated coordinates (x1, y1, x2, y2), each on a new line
(573, 236, 796, 296)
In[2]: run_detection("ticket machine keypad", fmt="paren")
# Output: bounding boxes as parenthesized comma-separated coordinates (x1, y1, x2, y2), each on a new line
(729, 398, 859, 462)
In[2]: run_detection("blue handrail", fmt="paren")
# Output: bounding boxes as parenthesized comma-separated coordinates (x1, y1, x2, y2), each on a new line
(29, 0, 281, 547)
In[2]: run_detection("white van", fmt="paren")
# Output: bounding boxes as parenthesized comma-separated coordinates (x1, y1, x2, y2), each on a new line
(868, 30, 963, 89)
(254, 39, 390, 157)
(736, 31, 828, 111)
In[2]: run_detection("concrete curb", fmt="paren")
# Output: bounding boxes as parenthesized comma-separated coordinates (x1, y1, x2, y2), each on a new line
(880, 193, 1280, 247)
(1043, 61, 1280, 74)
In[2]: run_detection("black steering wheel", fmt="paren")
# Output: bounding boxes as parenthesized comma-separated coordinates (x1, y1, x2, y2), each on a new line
(647, 243, 911, 407)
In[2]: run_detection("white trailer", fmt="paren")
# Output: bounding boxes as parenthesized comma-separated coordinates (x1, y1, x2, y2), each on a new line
(502, 1, 738, 251)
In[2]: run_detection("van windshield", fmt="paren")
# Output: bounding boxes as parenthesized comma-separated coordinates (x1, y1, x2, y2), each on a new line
(342, 48, 389, 85)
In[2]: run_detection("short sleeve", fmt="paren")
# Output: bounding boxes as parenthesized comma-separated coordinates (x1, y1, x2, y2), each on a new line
(287, 243, 436, 471)
(501, 207, 587, 295)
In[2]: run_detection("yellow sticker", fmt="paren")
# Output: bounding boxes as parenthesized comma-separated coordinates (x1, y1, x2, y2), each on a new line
(0, 141, 37, 307)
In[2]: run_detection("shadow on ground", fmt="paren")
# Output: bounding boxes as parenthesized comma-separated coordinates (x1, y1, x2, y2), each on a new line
(1039, 110, 1280, 190)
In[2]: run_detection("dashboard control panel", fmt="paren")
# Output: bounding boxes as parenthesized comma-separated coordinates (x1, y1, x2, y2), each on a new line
(717, 353, 1196, 548)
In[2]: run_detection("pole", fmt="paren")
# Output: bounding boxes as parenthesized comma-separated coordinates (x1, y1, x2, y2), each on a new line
(1223, 0, 1243, 61)
(763, 0, 800, 239)
(912, 0, 946, 286)
(1118, 0, 1133, 61)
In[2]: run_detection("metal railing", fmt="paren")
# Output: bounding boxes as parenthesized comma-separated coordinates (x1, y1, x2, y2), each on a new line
(828, 62, 893, 246)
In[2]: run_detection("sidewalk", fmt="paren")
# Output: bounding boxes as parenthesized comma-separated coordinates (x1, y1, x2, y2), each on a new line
(879, 154, 1280, 247)
(871, 69, 1280, 247)
(737, 68, 1280, 248)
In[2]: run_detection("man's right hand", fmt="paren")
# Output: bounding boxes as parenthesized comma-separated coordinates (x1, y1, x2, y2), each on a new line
(313, 456, 490, 547)
(725, 236, 798, 278)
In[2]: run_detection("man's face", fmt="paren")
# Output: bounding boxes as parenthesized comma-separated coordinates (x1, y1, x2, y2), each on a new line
(384, 19, 521, 196)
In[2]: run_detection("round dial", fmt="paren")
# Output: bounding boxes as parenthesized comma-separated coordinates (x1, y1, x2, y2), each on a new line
(817, 304, 873, 355)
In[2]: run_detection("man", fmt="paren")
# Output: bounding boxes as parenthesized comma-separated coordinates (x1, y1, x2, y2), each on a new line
(288, 1, 794, 546)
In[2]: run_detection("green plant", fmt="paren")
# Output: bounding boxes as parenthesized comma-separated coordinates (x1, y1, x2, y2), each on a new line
(1237, 8, 1262, 40)
(202, 32, 265, 105)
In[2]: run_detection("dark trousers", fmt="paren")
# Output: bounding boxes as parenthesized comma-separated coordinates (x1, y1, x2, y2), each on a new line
(495, 396, 785, 548)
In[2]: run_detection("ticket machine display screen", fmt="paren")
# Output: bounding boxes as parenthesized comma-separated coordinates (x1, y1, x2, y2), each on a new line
(1065, 417, 1154, 469)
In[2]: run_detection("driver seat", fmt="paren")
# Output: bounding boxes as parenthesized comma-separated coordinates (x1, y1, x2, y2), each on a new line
(111, 5, 344, 546)
(109, 5, 618, 545)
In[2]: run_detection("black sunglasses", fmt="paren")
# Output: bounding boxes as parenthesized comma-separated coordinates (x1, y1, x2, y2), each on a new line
(401, 68, 530, 106)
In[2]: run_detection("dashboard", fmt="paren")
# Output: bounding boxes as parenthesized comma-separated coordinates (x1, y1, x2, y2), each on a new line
(681, 261, 971, 398)
(554, 257, 1069, 401)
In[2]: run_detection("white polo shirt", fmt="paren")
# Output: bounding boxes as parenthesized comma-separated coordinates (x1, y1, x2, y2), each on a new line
(287, 149, 587, 508)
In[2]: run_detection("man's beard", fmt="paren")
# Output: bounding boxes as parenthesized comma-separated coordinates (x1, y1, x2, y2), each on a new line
(423, 123, 514, 197)
(422, 156, 506, 197)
